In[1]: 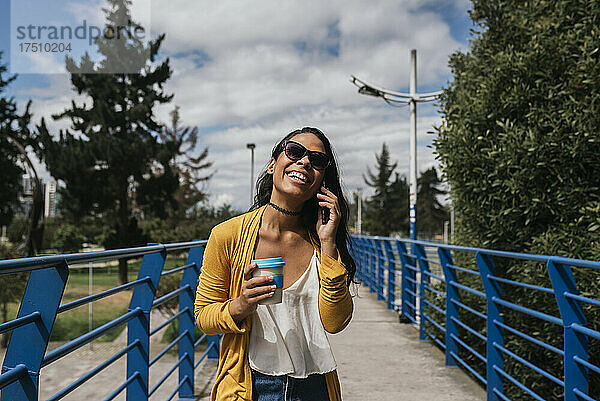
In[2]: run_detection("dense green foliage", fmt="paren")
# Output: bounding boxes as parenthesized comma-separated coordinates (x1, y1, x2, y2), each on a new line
(432, 0, 600, 398)
(51, 224, 85, 253)
(434, 0, 600, 253)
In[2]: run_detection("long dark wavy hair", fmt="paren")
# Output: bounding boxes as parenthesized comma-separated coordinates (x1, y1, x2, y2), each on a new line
(248, 127, 356, 286)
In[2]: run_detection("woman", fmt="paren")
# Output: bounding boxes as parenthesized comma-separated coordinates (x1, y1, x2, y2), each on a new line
(194, 127, 356, 400)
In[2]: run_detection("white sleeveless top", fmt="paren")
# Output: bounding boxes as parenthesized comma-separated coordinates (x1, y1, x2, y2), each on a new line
(248, 249, 337, 378)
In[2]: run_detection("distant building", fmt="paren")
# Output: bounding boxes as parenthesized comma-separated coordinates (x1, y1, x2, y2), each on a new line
(17, 175, 59, 218)
(17, 174, 33, 217)
(44, 181, 57, 218)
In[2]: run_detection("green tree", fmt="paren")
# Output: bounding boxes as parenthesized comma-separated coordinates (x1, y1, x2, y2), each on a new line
(362, 143, 409, 236)
(0, 245, 28, 348)
(51, 224, 85, 253)
(362, 143, 396, 236)
(35, 0, 177, 284)
(0, 52, 33, 229)
(416, 167, 448, 237)
(159, 105, 214, 220)
(389, 172, 409, 236)
(433, 1, 600, 398)
(0, 53, 31, 347)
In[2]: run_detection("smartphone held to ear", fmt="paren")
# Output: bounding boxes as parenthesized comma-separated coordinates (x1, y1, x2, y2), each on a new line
(319, 183, 330, 224)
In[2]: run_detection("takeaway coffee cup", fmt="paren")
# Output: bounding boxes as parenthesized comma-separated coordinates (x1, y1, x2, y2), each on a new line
(251, 257, 284, 305)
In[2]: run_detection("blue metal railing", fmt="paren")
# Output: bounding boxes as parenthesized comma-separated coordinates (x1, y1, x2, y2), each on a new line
(350, 235, 600, 401)
(0, 241, 221, 401)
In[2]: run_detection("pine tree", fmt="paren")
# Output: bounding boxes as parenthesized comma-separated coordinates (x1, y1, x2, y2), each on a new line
(362, 143, 408, 236)
(416, 167, 448, 237)
(35, 0, 176, 284)
(159, 105, 214, 219)
(389, 172, 409, 236)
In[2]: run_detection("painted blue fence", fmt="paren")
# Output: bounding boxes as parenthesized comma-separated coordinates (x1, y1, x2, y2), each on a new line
(350, 235, 600, 401)
(0, 241, 220, 401)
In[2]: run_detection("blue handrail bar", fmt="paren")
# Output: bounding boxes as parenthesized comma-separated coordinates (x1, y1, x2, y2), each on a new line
(0, 312, 40, 335)
(161, 262, 197, 276)
(152, 285, 191, 308)
(0, 240, 219, 401)
(45, 340, 141, 401)
(0, 241, 207, 274)
(42, 308, 143, 367)
(150, 331, 190, 367)
(0, 364, 28, 389)
(149, 307, 191, 337)
(57, 277, 151, 313)
(102, 372, 140, 401)
(350, 234, 600, 401)
(148, 353, 190, 396)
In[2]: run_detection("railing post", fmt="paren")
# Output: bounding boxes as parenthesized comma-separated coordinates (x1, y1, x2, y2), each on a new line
(396, 241, 416, 323)
(1, 262, 69, 401)
(362, 237, 371, 289)
(367, 238, 376, 293)
(127, 245, 166, 401)
(373, 239, 385, 301)
(438, 247, 458, 367)
(383, 240, 396, 310)
(414, 244, 430, 341)
(360, 236, 368, 284)
(547, 260, 587, 401)
(477, 251, 503, 401)
(352, 237, 362, 282)
(356, 236, 367, 285)
(177, 243, 203, 400)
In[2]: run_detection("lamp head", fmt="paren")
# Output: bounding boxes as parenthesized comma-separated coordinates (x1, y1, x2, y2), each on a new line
(358, 85, 382, 97)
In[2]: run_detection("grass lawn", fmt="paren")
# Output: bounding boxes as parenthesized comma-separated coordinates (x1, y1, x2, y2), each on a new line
(6, 256, 190, 343)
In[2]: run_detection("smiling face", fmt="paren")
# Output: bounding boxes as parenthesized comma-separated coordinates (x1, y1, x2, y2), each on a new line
(267, 132, 327, 205)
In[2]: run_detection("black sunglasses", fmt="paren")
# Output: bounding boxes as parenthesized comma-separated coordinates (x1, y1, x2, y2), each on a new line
(282, 140, 330, 170)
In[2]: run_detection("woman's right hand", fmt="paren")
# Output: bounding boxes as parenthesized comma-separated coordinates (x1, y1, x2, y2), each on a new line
(229, 262, 275, 325)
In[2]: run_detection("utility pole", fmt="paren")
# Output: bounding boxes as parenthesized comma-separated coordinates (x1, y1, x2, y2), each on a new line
(246, 143, 256, 208)
(351, 49, 441, 240)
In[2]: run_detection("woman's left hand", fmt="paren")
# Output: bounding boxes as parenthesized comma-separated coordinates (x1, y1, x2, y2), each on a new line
(316, 185, 340, 245)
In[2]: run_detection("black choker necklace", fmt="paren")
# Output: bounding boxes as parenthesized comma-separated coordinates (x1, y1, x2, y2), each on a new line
(268, 202, 302, 216)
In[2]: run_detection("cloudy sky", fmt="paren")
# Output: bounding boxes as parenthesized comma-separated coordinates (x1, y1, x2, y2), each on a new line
(1, 0, 473, 212)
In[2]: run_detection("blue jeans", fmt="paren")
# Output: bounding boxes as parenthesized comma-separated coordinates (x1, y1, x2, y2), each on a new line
(251, 369, 329, 401)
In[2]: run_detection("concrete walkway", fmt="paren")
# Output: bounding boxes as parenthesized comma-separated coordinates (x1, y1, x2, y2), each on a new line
(330, 288, 484, 401)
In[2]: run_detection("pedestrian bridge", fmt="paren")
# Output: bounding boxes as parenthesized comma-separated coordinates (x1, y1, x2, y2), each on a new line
(0, 236, 598, 400)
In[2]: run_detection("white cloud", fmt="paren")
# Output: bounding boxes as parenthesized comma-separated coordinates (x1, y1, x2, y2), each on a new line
(15, 0, 469, 214)
(211, 192, 234, 209)
(65, 0, 106, 27)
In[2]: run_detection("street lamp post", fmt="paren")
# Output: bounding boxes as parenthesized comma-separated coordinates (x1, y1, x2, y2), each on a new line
(355, 188, 362, 234)
(351, 49, 440, 240)
(246, 143, 256, 207)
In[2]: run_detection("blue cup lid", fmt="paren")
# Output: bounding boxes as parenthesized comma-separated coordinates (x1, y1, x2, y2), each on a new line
(251, 257, 283, 263)
(251, 257, 285, 268)
(253, 261, 285, 268)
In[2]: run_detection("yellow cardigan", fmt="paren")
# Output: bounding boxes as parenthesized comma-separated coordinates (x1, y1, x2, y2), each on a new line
(194, 203, 353, 400)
